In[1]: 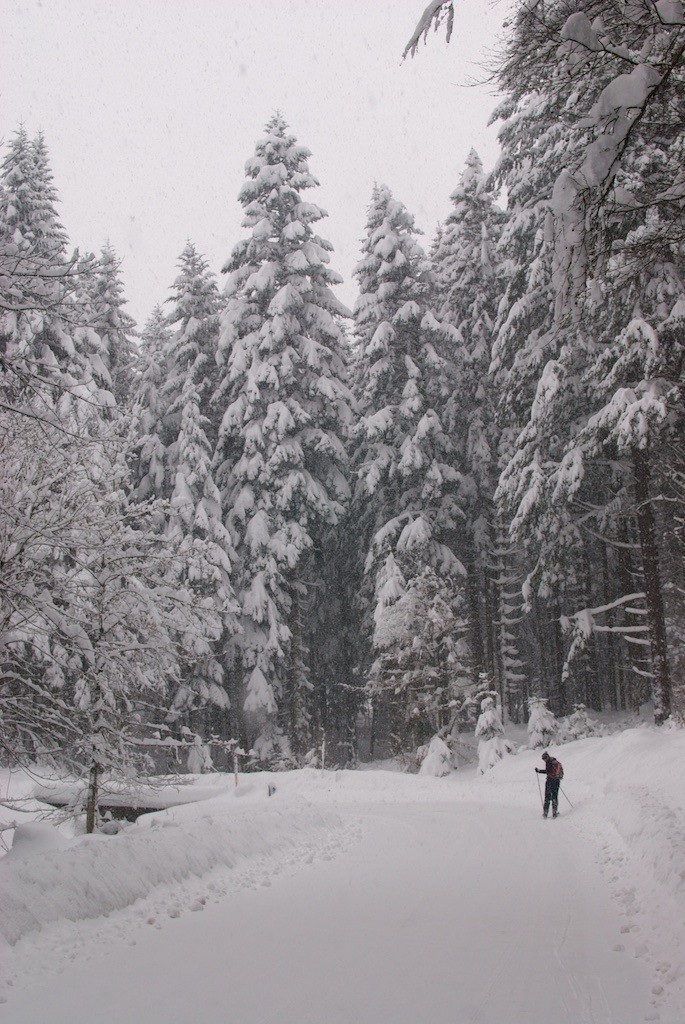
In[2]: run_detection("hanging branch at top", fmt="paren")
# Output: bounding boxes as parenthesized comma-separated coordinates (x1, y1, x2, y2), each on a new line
(403, 1, 454, 59)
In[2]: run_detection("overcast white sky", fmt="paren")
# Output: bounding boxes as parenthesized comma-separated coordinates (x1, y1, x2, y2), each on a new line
(2, 0, 507, 325)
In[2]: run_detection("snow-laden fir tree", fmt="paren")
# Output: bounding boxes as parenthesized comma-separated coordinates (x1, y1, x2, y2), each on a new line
(526, 695, 558, 749)
(82, 243, 137, 405)
(351, 183, 471, 753)
(163, 241, 239, 725)
(560, 703, 601, 742)
(131, 243, 240, 729)
(1, 126, 67, 259)
(26, 130, 69, 256)
(132, 306, 172, 505)
(213, 115, 352, 762)
(431, 149, 505, 690)
(0, 127, 95, 408)
(475, 695, 512, 774)
(418, 733, 452, 777)
(186, 732, 214, 774)
(368, 560, 471, 752)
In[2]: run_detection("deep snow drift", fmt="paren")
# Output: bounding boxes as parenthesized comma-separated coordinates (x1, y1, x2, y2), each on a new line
(1, 724, 684, 1023)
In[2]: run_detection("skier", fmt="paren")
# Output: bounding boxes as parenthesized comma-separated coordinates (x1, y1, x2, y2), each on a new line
(535, 751, 564, 818)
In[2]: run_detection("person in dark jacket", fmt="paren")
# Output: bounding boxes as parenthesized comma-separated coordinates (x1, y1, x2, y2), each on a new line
(535, 751, 563, 817)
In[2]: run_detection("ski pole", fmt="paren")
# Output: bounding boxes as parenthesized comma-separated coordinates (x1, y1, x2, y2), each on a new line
(560, 785, 574, 809)
(536, 771, 543, 809)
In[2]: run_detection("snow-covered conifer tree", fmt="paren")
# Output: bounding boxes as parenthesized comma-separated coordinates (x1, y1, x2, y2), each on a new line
(418, 734, 452, 777)
(164, 242, 239, 724)
(527, 696, 558, 749)
(560, 703, 601, 742)
(368, 562, 471, 752)
(131, 306, 172, 505)
(132, 244, 240, 728)
(475, 695, 511, 773)
(83, 243, 137, 405)
(1, 126, 67, 258)
(213, 115, 352, 761)
(0, 127, 93, 407)
(432, 149, 505, 687)
(28, 130, 69, 257)
(351, 184, 471, 749)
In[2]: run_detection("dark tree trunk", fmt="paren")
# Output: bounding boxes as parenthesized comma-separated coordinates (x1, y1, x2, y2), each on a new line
(466, 562, 485, 678)
(86, 761, 99, 834)
(632, 447, 671, 724)
(602, 542, 623, 711)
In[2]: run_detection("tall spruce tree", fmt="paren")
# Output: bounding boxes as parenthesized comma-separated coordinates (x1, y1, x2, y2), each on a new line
(432, 149, 505, 692)
(83, 243, 137, 406)
(0, 127, 92, 410)
(131, 244, 239, 729)
(132, 306, 172, 505)
(213, 114, 352, 762)
(351, 183, 472, 753)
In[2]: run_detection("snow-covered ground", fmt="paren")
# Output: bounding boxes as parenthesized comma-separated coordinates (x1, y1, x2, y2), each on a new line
(1, 725, 684, 1023)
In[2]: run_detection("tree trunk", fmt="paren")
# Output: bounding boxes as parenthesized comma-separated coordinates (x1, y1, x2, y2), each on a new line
(86, 761, 99, 834)
(466, 562, 485, 678)
(632, 447, 671, 724)
(602, 542, 623, 711)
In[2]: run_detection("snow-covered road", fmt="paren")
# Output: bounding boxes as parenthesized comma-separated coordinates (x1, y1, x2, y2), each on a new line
(0, 799, 656, 1024)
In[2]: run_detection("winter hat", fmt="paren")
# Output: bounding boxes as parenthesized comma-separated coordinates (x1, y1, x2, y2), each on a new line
(541, 751, 550, 760)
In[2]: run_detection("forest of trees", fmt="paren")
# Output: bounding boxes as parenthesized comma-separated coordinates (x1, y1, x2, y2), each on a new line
(2, 2, 684, 792)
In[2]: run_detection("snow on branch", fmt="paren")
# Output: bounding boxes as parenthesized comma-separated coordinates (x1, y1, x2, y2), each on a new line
(573, 591, 647, 618)
(403, 1, 454, 59)
(560, 592, 647, 680)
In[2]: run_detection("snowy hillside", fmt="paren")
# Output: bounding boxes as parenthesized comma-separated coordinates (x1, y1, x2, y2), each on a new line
(1, 724, 684, 1023)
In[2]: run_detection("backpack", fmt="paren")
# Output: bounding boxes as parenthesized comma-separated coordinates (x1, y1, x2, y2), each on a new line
(549, 758, 564, 780)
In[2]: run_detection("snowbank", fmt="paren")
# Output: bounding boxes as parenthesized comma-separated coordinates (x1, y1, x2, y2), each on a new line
(0, 789, 342, 946)
(31, 773, 231, 810)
